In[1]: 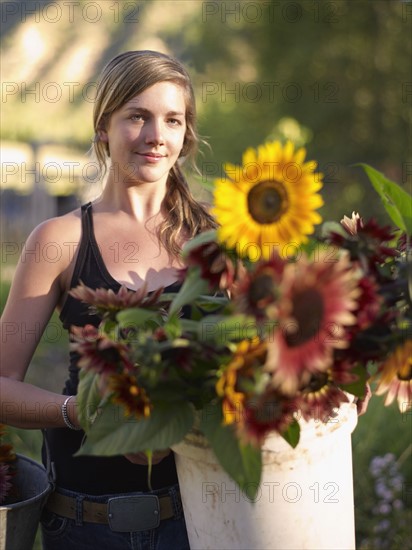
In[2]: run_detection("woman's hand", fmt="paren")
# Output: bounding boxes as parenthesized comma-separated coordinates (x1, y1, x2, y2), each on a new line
(124, 449, 171, 465)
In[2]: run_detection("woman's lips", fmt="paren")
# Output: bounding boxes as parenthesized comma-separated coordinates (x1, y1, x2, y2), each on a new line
(138, 152, 165, 157)
(136, 152, 166, 162)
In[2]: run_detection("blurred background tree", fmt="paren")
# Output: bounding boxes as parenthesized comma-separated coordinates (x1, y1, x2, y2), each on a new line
(1, 0, 411, 236)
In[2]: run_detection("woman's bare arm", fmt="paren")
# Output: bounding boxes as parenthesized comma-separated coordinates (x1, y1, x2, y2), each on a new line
(0, 216, 80, 429)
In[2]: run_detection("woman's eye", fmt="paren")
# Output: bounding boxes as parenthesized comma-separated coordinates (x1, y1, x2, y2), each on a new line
(130, 114, 144, 121)
(168, 118, 182, 126)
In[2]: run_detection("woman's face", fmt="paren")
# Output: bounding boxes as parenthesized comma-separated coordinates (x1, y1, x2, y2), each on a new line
(100, 81, 187, 187)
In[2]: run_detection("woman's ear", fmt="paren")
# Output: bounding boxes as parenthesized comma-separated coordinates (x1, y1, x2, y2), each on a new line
(98, 129, 109, 143)
(97, 117, 109, 143)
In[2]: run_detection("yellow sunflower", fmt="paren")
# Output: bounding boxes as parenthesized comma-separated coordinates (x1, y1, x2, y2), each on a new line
(212, 140, 324, 261)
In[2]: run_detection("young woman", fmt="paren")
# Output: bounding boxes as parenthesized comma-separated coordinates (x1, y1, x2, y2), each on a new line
(0, 50, 216, 549)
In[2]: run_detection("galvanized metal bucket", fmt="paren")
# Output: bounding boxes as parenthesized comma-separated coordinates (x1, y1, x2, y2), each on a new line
(0, 454, 52, 550)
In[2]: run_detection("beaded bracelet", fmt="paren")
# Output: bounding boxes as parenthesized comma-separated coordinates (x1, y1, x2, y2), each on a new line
(62, 396, 81, 430)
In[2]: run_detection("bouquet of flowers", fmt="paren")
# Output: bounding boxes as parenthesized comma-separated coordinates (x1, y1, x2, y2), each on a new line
(71, 140, 411, 497)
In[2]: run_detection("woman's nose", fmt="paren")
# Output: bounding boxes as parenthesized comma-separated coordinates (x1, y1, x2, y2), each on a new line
(144, 120, 164, 145)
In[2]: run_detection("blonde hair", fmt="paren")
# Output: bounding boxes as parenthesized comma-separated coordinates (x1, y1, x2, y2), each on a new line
(92, 50, 216, 257)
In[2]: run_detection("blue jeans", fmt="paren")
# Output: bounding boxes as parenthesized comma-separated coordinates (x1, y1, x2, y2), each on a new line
(40, 485, 190, 550)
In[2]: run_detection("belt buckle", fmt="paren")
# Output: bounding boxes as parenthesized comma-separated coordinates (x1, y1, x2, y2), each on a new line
(107, 495, 160, 532)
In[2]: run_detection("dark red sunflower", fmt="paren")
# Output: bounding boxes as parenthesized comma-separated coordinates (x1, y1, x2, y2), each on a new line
(328, 213, 398, 275)
(69, 281, 164, 317)
(352, 275, 382, 330)
(182, 241, 237, 291)
(70, 325, 134, 375)
(264, 250, 360, 395)
(297, 368, 350, 423)
(241, 390, 298, 446)
(0, 425, 16, 504)
(233, 256, 284, 320)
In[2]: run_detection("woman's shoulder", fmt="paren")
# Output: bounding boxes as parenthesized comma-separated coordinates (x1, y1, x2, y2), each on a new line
(21, 206, 85, 274)
(5, 206, 86, 311)
(27, 206, 83, 244)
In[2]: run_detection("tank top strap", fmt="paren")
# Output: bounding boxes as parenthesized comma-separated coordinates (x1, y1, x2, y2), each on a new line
(68, 202, 94, 288)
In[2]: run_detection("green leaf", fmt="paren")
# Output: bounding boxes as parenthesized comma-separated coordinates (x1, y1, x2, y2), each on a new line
(76, 401, 194, 457)
(138, 404, 194, 450)
(280, 419, 300, 449)
(117, 308, 161, 330)
(179, 318, 204, 334)
(356, 163, 412, 234)
(163, 314, 182, 339)
(320, 221, 347, 239)
(76, 369, 102, 431)
(100, 318, 118, 339)
(339, 364, 370, 398)
(168, 267, 209, 317)
(200, 405, 262, 500)
(194, 295, 229, 310)
(146, 450, 153, 491)
(197, 314, 258, 344)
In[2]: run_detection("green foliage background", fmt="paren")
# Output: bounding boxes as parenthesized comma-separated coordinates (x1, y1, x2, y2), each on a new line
(1, 0, 411, 223)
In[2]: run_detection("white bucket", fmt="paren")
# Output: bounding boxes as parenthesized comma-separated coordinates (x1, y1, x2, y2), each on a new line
(173, 402, 358, 550)
(0, 454, 52, 550)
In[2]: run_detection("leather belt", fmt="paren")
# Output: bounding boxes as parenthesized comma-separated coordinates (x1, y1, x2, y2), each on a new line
(46, 491, 176, 532)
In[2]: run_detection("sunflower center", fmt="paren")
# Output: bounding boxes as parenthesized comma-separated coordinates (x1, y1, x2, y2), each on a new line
(100, 346, 122, 364)
(398, 358, 412, 381)
(249, 273, 277, 308)
(247, 180, 289, 224)
(252, 394, 283, 423)
(286, 288, 324, 347)
(304, 372, 329, 393)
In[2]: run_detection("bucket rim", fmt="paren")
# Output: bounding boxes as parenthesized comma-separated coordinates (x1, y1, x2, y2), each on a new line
(0, 453, 53, 511)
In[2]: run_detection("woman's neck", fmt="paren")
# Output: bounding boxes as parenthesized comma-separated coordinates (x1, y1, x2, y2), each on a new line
(95, 176, 168, 222)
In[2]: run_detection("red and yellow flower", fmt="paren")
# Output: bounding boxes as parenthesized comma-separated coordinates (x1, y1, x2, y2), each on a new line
(108, 372, 152, 418)
(183, 239, 237, 291)
(264, 250, 360, 395)
(375, 340, 412, 412)
(70, 324, 134, 375)
(70, 282, 164, 315)
(241, 390, 298, 446)
(233, 256, 284, 320)
(298, 369, 350, 423)
(216, 338, 267, 427)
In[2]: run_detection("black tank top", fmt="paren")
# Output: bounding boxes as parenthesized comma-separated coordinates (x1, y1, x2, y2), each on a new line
(42, 203, 181, 494)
